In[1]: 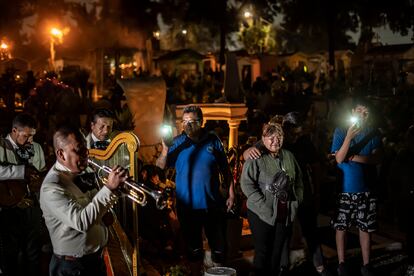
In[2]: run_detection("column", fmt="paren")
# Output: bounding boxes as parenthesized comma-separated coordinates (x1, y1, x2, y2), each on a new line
(228, 120, 241, 149)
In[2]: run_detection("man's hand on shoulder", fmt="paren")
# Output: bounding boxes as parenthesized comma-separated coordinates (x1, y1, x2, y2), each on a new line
(243, 146, 262, 160)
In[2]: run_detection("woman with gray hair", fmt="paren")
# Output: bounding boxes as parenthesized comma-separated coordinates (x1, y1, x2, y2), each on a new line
(241, 123, 303, 275)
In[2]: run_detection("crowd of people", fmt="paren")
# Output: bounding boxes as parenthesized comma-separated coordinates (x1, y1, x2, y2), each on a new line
(0, 64, 414, 276)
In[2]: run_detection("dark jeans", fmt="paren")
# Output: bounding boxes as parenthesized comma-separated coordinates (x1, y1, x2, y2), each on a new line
(177, 205, 226, 263)
(0, 206, 42, 276)
(49, 251, 106, 276)
(297, 202, 324, 267)
(247, 209, 291, 275)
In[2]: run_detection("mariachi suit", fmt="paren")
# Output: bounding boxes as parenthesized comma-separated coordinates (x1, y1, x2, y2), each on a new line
(85, 132, 115, 150)
(0, 135, 46, 276)
(40, 162, 118, 276)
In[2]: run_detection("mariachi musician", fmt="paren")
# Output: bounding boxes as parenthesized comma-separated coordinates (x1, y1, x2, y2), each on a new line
(0, 113, 46, 276)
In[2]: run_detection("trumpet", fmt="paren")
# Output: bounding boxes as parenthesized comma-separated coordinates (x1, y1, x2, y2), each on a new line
(87, 159, 167, 210)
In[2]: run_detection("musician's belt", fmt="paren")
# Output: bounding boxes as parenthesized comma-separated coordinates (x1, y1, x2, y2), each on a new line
(54, 249, 103, 262)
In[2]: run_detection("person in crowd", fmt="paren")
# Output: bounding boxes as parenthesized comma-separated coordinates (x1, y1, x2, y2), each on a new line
(240, 123, 303, 276)
(156, 105, 235, 276)
(331, 98, 382, 276)
(388, 125, 414, 275)
(86, 108, 115, 150)
(0, 113, 46, 276)
(138, 165, 178, 255)
(39, 126, 127, 276)
(243, 112, 331, 275)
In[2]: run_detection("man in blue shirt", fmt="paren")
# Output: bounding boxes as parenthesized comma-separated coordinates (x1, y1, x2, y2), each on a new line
(156, 105, 235, 276)
(331, 99, 382, 276)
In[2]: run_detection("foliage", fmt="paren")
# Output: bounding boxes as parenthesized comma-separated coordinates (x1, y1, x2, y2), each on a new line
(164, 265, 189, 276)
(266, 0, 414, 67)
(161, 0, 244, 64)
(240, 24, 277, 55)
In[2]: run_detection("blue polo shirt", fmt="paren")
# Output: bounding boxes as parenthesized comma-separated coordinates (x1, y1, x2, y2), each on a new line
(166, 131, 229, 209)
(331, 127, 381, 193)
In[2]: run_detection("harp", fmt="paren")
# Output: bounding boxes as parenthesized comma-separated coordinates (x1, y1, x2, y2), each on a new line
(88, 131, 142, 276)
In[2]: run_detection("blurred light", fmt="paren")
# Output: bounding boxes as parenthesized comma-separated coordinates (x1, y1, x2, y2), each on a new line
(182, 29, 187, 35)
(160, 125, 172, 137)
(349, 116, 359, 125)
(244, 11, 253, 19)
(0, 42, 8, 49)
(303, 65, 308, 72)
(281, 76, 285, 82)
(153, 31, 160, 39)
(50, 27, 63, 39)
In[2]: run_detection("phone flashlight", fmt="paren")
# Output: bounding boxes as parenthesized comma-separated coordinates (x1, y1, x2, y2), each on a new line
(349, 116, 360, 128)
(160, 125, 173, 146)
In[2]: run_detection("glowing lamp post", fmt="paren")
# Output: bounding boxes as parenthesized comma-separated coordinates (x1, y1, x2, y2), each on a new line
(244, 11, 253, 19)
(0, 41, 11, 60)
(49, 27, 63, 71)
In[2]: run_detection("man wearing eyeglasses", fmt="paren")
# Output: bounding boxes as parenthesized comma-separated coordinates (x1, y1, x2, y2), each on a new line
(156, 105, 235, 276)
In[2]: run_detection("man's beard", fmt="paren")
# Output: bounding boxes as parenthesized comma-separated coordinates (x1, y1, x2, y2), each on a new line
(184, 124, 201, 138)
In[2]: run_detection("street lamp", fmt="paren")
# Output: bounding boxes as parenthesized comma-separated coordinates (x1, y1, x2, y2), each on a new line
(0, 40, 11, 60)
(243, 11, 253, 19)
(153, 31, 160, 40)
(49, 27, 63, 71)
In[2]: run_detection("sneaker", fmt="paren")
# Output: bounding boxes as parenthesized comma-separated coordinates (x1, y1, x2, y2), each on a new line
(406, 264, 414, 276)
(337, 262, 350, 276)
(361, 263, 375, 276)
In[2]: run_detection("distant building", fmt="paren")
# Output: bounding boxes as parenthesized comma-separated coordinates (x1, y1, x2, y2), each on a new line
(154, 49, 213, 76)
(232, 50, 353, 91)
(0, 58, 29, 75)
(364, 43, 414, 86)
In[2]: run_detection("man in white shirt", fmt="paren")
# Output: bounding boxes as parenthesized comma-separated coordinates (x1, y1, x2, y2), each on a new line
(40, 126, 127, 276)
(0, 113, 46, 276)
(85, 109, 114, 150)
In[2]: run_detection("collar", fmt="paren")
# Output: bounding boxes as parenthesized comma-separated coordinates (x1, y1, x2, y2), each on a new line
(91, 133, 110, 143)
(55, 161, 74, 173)
(6, 134, 19, 150)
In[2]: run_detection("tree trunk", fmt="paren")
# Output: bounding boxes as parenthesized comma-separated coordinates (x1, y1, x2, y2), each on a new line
(327, 2, 336, 80)
(219, 0, 227, 71)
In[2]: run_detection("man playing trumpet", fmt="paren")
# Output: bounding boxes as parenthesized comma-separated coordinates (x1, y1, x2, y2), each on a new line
(40, 126, 128, 276)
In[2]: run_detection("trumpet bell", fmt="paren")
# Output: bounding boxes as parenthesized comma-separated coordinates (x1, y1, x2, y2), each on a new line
(87, 159, 167, 209)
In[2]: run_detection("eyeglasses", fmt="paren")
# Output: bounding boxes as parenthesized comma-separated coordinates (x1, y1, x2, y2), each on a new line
(181, 119, 200, 125)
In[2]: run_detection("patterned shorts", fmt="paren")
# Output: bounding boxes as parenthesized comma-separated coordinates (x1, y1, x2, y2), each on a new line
(331, 192, 377, 232)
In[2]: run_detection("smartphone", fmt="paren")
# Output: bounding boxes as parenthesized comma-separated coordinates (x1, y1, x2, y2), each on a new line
(160, 125, 173, 146)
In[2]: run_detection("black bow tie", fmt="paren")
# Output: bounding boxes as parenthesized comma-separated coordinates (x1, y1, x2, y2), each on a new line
(16, 145, 35, 164)
(92, 140, 110, 150)
(73, 172, 98, 193)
